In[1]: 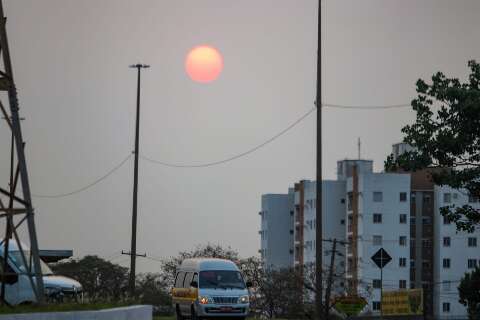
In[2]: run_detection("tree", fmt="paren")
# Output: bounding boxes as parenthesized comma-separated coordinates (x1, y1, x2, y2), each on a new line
(51, 255, 129, 302)
(458, 267, 480, 320)
(135, 273, 172, 308)
(160, 243, 239, 287)
(385, 60, 480, 232)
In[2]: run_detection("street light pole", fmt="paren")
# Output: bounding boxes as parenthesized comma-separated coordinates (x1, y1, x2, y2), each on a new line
(129, 63, 149, 297)
(315, 0, 323, 319)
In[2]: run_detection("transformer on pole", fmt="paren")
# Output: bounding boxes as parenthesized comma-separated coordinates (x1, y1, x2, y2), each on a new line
(0, 0, 45, 304)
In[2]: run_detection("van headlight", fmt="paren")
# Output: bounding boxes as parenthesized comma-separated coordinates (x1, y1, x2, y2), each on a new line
(198, 296, 213, 305)
(239, 295, 249, 304)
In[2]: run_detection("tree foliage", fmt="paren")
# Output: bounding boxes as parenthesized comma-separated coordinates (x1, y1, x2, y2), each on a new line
(51, 255, 129, 302)
(385, 60, 480, 232)
(458, 267, 480, 320)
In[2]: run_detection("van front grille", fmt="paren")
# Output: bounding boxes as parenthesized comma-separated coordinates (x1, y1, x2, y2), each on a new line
(212, 296, 238, 304)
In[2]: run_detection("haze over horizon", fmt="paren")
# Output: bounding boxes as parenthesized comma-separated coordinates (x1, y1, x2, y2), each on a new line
(0, 0, 479, 272)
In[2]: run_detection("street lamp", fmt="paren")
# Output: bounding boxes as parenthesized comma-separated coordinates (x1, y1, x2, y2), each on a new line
(128, 63, 149, 297)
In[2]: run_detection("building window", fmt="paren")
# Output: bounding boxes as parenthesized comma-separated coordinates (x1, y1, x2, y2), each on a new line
(453, 193, 458, 200)
(341, 198, 345, 204)
(443, 215, 451, 225)
(290, 210, 294, 216)
(443, 258, 451, 269)
(468, 193, 479, 203)
(347, 192, 353, 210)
(443, 193, 451, 203)
(372, 279, 381, 289)
(399, 280, 407, 289)
(399, 236, 407, 246)
(372, 301, 381, 311)
(410, 217, 416, 225)
(468, 237, 477, 247)
(468, 259, 477, 269)
(373, 213, 382, 224)
(442, 302, 450, 313)
(400, 192, 407, 202)
(442, 281, 451, 291)
(373, 235, 382, 246)
(443, 237, 451, 247)
(340, 219, 345, 225)
(373, 192, 383, 202)
(399, 257, 407, 267)
(289, 229, 294, 235)
(399, 214, 407, 224)
(422, 216, 432, 225)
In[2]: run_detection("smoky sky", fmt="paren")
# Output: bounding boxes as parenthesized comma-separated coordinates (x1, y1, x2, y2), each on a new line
(0, 0, 479, 272)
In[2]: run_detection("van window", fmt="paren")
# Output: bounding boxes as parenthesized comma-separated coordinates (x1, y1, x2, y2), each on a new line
(199, 270, 245, 289)
(175, 272, 185, 288)
(192, 273, 198, 285)
(183, 272, 194, 288)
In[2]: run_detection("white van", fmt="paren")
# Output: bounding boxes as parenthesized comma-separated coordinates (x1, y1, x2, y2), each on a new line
(172, 258, 252, 320)
(0, 239, 82, 305)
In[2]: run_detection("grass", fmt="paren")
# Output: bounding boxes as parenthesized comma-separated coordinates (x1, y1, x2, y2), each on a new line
(0, 302, 133, 314)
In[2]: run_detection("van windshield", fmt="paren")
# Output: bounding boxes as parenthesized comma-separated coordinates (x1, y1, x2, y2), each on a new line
(199, 270, 245, 289)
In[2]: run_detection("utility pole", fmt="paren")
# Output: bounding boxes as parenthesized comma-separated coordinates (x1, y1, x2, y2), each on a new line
(128, 63, 149, 297)
(324, 239, 337, 320)
(315, 0, 323, 319)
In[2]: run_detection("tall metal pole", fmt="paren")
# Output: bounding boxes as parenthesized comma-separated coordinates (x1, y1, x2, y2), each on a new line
(315, 0, 323, 319)
(324, 239, 337, 320)
(129, 63, 149, 297)
(0, 0, 45, 303)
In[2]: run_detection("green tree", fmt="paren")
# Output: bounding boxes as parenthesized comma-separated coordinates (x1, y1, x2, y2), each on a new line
(458, 267, 480, 320)
(385, 60, 480, 232)
(135, 273, 171, 308)
(51, 255, 129, 302)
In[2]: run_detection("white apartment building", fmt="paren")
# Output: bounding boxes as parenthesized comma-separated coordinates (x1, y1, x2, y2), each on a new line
(259, 144, 478, 319)
(345, 169, 411, 314)
(259, 192, 294, 269)
(292, 180, 346, 297)
(433, 185, 480, 319)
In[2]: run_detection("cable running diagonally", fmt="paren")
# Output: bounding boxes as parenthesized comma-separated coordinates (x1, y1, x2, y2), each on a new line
(32, 153, 132, 198)
(140, 106, 317, 168)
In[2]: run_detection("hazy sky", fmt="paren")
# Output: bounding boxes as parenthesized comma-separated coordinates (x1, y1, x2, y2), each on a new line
(1, 0, 479, 272)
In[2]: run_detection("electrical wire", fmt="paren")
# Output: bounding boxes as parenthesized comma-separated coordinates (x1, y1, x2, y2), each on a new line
(140, 106, 317, 168)
(323, 103, 411, 110)
(32, 153, 132, 198)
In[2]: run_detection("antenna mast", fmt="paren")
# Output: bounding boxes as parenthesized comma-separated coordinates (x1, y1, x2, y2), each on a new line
(0, 0, 45, 304)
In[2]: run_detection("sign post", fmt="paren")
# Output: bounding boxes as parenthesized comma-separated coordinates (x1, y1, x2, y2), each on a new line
(371, 248, 392, 319)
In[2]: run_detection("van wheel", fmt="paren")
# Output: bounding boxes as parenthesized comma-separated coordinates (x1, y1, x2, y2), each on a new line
(176, 305, 184, 320)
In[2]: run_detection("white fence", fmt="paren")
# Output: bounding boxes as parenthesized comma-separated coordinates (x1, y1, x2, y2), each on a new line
(0, 305, 152, 320)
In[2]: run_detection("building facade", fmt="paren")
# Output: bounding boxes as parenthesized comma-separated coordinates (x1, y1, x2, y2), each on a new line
(259, 144, 477, 318)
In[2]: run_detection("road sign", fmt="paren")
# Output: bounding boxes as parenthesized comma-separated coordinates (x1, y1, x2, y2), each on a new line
(371, 248, 392, 269)
(334, 296, 368, 316)
(382, 289, 423, 315)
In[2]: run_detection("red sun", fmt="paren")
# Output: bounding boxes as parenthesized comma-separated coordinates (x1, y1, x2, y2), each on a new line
(185, 45, 223, 83)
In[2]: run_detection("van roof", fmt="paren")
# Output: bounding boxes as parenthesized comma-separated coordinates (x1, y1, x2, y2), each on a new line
(179, 258, 239, 272)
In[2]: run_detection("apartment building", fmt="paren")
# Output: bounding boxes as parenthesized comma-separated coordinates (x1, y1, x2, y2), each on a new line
(259, 144, 478, 318)
(259, 192, 294, 269)
(345, 167, 411, 314)
(433, 185, 480, 319)
(292, 180, 346, 296)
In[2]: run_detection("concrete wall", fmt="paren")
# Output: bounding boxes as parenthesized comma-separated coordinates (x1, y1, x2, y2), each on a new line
(0, 305, 152, 320)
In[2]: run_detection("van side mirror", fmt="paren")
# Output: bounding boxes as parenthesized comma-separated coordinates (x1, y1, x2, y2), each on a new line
(190, 281, 198, 288)
(246, 281, 253, 288)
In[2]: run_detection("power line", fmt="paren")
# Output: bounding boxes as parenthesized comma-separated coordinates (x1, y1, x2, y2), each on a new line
(323, 103, 411, 109)
(32, 153, 132, 198)
(140, 106, 317, 168)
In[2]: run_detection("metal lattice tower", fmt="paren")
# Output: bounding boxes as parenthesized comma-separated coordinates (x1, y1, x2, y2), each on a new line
(0, 0, 45, 304)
